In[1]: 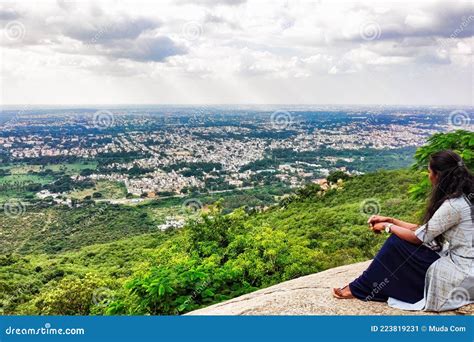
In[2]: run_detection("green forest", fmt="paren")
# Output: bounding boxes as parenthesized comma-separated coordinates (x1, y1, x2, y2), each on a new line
(0, 130, 472, 315)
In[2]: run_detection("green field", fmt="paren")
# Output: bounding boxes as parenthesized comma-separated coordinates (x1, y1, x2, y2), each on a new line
(0, 174, 53, 185)
(0, 162, 98, 201)
(0, 174, 54, 201)
(69, 180, 127, 200)
(1, 162, 97, 175)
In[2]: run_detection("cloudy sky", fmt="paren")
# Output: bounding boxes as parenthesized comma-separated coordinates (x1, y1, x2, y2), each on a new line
(0, 0, 472, 105)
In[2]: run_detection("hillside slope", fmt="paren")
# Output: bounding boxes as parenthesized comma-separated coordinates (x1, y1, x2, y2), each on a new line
(1, 169, 422, 315)
(187, 260, 474, 316)
(2, 129, 472, 315)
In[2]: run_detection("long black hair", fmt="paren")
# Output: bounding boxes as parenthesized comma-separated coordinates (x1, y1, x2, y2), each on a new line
(422, 150, 474, 225)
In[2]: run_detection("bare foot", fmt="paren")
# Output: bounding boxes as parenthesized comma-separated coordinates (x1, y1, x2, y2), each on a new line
(332, 285, 354, 299)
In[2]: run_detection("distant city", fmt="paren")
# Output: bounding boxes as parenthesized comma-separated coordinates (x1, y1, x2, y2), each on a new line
(0, 105, 471, 208)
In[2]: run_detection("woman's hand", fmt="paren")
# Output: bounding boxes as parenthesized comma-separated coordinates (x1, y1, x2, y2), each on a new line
(367, 215, 392, 226)
(370, 222, 386, 233)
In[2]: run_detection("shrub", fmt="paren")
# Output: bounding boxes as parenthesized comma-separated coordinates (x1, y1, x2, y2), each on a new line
(34, 274, 113, 315)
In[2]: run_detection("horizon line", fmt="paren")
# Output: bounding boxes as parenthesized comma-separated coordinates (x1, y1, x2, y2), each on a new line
(1, 103, 473, 109)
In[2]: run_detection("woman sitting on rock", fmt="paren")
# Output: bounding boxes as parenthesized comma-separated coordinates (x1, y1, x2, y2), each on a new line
(333, 150, 474, 311)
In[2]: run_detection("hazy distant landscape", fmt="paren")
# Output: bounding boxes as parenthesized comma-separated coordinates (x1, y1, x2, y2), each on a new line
(0, 105, 464, 219)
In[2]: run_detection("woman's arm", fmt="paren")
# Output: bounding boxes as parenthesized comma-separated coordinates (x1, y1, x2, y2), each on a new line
(371, 222, 422, 244)
(368, 215, 418, 231)
(414, 199, 462, 244)
(389, 225, 422, 244)
(388, 218, 419, 231)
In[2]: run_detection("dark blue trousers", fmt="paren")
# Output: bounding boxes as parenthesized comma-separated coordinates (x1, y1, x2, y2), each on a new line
(349, 234, 440, 303)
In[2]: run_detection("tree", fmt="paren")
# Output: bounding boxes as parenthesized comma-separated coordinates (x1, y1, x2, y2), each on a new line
(296, 183, 322, 199)
(92, 192, 103, 199)
(413, 130, 473, 170)
(327, 170, 350, 184)
(410, 130, 474, 200)
(34, 274, 112, 315)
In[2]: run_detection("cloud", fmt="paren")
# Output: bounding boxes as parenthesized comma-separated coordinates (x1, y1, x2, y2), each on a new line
(203, 12, 241, 29)
(1, 0, 472, 105)
(0, 3, 186, 63)
(104, 36, 187, 62)
(49, 13, 187, 62)
(59, 16, 161, 43)
(340, 1, 474, 42)
(0, 6, 21, 21)
(177, 0, 246, 6)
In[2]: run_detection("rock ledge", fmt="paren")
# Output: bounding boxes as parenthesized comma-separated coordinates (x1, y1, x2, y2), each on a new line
(187, 260, 473, 315)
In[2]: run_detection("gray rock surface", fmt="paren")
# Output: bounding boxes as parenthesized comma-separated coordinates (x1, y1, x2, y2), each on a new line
(187, 260, 473, 315)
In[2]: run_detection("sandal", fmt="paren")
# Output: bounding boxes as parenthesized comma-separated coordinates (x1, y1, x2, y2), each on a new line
(332, 285, 354, 299)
